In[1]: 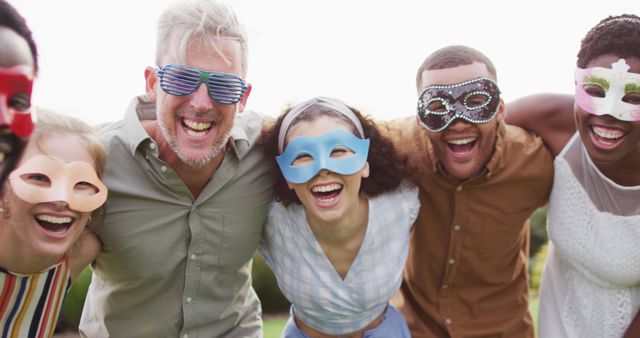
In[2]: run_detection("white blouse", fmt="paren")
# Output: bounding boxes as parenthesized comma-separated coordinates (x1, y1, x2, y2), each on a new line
(538, 133, 640, 338)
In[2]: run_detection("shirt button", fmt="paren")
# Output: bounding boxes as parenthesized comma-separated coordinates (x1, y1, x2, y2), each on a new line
(456, 185, 463, 191)
(160, 165, 168, 172)
(186, 297, 192, 303)
(445, 318, 452, 325)
(183, 335, 188, 338)
(150, 143, 156, 150)
(442, 284, 448, 289)
(145, 154, 150, 160)
(449, 258, 455, 265)
(190, 254, 197, 260)
(454, 224, 461, 231)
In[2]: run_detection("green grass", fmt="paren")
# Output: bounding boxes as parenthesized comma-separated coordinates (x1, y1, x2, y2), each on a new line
(263, 297, 541, 338)
(530, 297, 540, 337)
(264, 317, 288, 338)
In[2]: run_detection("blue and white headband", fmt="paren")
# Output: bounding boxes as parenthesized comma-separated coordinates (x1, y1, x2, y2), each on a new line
(277, 97, 365, 153)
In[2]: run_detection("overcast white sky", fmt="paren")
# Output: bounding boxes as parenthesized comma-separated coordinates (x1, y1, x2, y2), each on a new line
(14, 0, 640, 125)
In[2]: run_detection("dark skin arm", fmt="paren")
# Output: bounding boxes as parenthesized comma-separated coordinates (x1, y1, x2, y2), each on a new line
(624, 311, 640, 338)
(505, 93, 575, 156)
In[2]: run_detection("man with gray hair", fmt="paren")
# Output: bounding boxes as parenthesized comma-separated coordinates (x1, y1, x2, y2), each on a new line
(79, 1, 274, 337)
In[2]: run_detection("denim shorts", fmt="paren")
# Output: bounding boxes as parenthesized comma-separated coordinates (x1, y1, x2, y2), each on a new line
(281, 304, 411, 338)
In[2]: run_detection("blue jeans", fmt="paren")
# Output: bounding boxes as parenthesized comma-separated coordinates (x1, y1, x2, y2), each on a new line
(281, 304, 411, 338)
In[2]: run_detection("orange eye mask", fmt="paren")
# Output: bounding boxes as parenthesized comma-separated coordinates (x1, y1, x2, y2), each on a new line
(9, 154, 107, 212)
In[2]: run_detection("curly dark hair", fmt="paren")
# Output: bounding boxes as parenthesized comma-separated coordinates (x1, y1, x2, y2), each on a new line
(577, 14, 640, 68)
(260, 99, 408, 206)
(0, 0, 38, 73)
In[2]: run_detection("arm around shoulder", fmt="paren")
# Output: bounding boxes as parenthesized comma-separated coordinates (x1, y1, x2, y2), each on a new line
(505, 93, 575, 156)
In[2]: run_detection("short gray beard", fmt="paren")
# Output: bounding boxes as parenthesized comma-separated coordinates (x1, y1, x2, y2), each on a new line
(158, 119, 231, 169)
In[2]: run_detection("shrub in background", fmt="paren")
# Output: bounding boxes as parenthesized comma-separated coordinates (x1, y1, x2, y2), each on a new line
(56, 267, 92, 332)
(252, 253, 290, 314)
(528, 206, 549, 295)
(529, 207, 548, 258)
(529, 243, 549, 295)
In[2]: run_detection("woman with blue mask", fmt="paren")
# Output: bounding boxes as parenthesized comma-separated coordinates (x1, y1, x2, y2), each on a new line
(259, 97, 419, 338)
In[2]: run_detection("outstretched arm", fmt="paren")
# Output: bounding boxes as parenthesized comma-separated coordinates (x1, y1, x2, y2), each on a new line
(505, 93, 575, 156)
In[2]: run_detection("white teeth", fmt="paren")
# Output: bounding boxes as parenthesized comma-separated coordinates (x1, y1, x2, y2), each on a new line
(35, 214, 73, 224)
(186, 129, 207, 137)
(312, 183, 342, 193)
(184, 119, 212, 131)
(592, 126, 624, 139)
(447, 137, 476, 145)
(0, 152, 4, 163)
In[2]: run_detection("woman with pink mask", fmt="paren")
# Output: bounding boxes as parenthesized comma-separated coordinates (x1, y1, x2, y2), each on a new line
(0, 110, 107, 337)
(508, 14, 640, 338)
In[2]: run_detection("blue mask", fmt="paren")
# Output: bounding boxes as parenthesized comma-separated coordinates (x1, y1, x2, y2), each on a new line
(276, 129, 370, 184)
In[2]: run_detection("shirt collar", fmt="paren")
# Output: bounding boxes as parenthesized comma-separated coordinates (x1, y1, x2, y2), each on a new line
(122, 96, 153, 156)
(120, 95, 250, 157)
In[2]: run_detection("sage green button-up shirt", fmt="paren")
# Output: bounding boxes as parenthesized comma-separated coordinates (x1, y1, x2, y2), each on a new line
(80, 97, 275, 338)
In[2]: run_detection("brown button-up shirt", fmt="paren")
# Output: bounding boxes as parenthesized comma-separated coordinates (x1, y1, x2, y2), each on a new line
(384, 117, 553, 338)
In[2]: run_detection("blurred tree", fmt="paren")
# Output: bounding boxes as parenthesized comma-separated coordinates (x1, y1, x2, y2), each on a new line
(530, 243, 549, 295)
(529, 207, 548, 258)
(528, 207, 549, 295)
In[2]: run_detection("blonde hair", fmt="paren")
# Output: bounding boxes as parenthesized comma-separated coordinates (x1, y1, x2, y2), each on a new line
(31, 109, 106, 178)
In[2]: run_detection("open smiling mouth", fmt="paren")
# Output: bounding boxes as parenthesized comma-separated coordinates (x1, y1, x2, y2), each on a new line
(446, 137, 477, 157)
(182, 119, 213, 137)
(590, 125, 626, 147)
(35, 214, 75, 234)
(311, 183, 343, 203)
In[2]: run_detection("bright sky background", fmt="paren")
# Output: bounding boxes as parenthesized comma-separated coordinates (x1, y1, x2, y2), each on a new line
(14, 0, 640, 125)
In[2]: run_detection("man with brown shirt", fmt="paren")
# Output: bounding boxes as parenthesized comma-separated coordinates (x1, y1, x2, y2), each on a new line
(386, 45, 555, 337)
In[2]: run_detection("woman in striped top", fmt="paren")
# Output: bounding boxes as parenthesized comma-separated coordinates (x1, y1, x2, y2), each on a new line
(0, 110, 108, 338)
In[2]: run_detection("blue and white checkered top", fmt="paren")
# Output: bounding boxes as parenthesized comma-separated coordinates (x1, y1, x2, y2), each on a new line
(259, 183, 420, 335)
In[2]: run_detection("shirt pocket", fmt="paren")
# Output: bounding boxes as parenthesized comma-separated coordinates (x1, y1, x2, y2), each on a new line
(217, 208, 267, 269)
(477, 209, 534, 260)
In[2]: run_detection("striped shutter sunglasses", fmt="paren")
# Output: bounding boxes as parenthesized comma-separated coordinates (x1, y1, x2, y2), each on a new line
(156, 64, 248, 105)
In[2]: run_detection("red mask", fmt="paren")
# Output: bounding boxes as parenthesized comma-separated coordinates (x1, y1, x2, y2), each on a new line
(0, 65, 35, 138)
